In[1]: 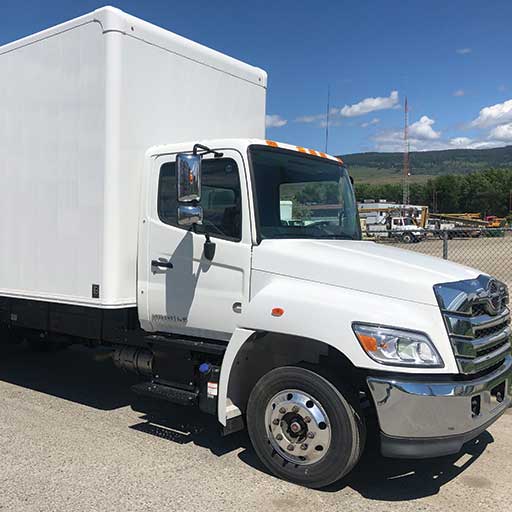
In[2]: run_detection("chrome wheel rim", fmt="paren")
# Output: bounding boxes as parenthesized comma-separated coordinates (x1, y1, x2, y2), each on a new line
(264, 388, 332, 465)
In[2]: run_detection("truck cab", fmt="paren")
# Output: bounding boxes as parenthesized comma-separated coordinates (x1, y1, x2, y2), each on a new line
(135, 138, 511, 487)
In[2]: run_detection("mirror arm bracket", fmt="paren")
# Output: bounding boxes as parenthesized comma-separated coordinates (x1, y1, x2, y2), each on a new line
(193, 143, 223, 158)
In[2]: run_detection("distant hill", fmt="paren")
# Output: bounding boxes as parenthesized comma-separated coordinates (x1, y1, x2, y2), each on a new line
(340, 145, 512, 184)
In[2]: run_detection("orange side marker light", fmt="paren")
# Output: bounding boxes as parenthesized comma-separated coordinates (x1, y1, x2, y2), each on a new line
(356, 334, 378, 352)
(271, 307, 285, 317)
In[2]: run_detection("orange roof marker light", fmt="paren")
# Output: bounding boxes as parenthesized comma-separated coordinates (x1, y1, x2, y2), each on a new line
(264, 140, 344, 164)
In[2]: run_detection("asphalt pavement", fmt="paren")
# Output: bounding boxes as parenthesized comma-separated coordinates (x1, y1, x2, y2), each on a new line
(1, 343, 511, 511)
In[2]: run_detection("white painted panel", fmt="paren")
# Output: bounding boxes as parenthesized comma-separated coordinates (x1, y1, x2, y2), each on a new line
(0, 21, 106, 305)
(0, 7, 266, 308)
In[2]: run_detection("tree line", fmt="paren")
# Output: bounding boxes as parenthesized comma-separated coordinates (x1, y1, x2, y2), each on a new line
(353, 168, 512, 217)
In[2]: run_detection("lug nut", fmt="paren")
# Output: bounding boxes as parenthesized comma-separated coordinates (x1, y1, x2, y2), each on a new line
(292, 405, 299, 413)
(300, 443, 308, 450)
(279, 407, 286, 414)
(276, 434, 283, 441)
(304, 416, 311, 423)
(307, 431, 315, 439)
(287, 444, 295, 451)
(272, 419, 280, 425)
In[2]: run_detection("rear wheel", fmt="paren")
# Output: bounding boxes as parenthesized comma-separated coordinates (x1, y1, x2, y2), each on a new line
(247, 366, 365, 488)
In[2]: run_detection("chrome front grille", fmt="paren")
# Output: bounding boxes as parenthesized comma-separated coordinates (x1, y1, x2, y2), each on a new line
(435, 275, 511, 376)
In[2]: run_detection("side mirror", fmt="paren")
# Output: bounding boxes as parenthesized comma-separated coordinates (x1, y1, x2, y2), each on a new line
(177, 153, 202, 203)
(177, 205, 203, 226)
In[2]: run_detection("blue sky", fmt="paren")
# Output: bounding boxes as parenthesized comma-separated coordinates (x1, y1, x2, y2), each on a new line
(2, 0, 511, 155)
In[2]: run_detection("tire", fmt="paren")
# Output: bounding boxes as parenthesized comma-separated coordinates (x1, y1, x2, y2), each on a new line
(401, 233, 413, 243)
(247, 366, 365, 489)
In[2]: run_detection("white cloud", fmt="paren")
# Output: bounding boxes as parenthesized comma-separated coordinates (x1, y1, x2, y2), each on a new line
(409, 116, 441, 140)
(296, 91, 398, 127)
(456, 48, 472, 55)
(339, 90, 399, 117)
(265, 114, 287, 128)
(361, 117, 380, 128)
(319, 119, 342, 128)
(471, 98, 512, 128)
(373, 116, 446, 151)
(450, 139, 505, 149)
(453, 89, 465, 97)
(449, 137, 473, 147)
(295, 113, 324, 124)
(490, 123, 512, 141)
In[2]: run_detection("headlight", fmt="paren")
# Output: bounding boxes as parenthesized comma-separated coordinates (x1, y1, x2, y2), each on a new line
(352, 323, 443, 368)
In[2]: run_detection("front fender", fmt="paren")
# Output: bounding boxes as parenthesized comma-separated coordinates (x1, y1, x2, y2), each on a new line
(217, 271, 457, 425)
(241, 271, 456, 375)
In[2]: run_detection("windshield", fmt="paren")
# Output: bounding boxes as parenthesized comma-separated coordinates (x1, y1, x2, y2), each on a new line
(249, 146, 361, 240)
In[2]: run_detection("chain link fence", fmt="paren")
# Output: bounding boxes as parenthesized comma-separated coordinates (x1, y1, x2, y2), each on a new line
(372, 228, 512, 288)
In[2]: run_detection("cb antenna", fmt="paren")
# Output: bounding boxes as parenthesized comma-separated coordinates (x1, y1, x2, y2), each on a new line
(325, 84, 330, 153)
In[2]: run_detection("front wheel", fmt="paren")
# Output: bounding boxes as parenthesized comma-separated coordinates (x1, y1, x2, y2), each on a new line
(247, 366, 365, 488)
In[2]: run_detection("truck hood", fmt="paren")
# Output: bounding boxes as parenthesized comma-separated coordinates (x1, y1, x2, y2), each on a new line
(252, 239, 480, 306)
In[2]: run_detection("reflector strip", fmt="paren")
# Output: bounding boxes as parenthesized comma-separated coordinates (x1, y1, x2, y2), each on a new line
(264, 140, 343, 163)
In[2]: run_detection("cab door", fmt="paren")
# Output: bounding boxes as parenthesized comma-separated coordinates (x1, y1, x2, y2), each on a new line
(140, 150, 252, 341)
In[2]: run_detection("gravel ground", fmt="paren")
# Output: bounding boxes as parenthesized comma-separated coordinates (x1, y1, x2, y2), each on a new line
(1, 343, 512, 512)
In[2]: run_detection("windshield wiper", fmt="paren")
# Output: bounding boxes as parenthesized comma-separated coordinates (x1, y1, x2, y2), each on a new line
(313, 234, 356, 240)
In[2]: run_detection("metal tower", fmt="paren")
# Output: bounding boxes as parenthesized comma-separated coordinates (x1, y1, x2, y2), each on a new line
(402, 97, 410, 205)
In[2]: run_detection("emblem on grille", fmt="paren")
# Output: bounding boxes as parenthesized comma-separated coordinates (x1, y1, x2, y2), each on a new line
(484, 279, 504, 316)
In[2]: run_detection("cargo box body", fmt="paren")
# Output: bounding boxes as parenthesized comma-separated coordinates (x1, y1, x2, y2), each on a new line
(0, 7, 267, 308)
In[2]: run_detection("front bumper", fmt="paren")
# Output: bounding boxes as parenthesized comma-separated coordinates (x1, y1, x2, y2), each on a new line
(367, 355, 512, 458)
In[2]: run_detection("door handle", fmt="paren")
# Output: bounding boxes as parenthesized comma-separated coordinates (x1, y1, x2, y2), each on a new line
(151, 259, 173, 269)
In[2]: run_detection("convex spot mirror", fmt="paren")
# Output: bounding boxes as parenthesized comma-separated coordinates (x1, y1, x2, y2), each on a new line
(177, 153, 202, 203)
(177, 205, 203, 226)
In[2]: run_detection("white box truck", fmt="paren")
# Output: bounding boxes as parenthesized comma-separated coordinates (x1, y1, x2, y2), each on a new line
(1, 7, 511, 488)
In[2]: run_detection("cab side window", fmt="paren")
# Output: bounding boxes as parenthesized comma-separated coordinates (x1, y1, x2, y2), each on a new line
(158, 158, 242, 242)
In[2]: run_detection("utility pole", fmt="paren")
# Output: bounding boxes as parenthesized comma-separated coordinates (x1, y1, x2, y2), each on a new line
(402, 97, 410, 206)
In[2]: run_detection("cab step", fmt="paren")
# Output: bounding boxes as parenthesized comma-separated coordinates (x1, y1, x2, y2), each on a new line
(131, 381, 198, 406)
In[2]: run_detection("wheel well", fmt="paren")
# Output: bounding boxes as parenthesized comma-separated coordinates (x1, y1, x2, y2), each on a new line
(226, 332, 363, 418)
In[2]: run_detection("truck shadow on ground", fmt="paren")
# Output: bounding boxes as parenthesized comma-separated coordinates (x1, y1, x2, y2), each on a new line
(0, 343, 495, 501)
(0, 344, 138, 410)
(133, 406, 494, 500)
(237, 430, 494, 500)
(130, 392, 495, 501)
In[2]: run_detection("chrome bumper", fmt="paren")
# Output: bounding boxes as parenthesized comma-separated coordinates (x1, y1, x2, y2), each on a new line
(367, 355, 512, 458)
